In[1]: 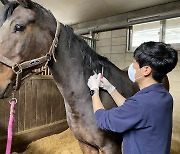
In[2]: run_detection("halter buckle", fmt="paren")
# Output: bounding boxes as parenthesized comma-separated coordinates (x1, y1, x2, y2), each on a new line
(12, 64, 22, 74)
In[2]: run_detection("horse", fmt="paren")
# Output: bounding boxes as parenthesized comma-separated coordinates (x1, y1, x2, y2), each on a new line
(0, 0, 169, 153)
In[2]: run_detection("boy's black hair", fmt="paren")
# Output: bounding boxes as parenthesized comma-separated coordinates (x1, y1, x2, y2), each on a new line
(134, 41, 178, 82)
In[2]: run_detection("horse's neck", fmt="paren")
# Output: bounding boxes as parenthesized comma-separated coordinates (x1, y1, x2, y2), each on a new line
(49, 24, 137, 104)
(49, 26, 89, 101)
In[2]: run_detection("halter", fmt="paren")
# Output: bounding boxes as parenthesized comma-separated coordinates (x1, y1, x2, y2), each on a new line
(0, 20, 61, 91)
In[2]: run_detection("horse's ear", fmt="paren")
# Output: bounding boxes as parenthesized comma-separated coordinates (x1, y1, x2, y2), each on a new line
(16, 0, 33, 8)
(1, 0, 9, 5)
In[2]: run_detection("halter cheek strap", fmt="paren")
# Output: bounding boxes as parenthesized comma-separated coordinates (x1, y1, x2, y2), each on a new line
(0, 20, 61, 91)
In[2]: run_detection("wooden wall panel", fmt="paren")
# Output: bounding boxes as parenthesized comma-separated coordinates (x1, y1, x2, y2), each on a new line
(26, 79, 37, 129)
(46, 80, 53, 124)
(36, 78, 48, 127)
(17, 83, 26, 132)
(0, 99, 9, 136)
(0, 76, 67, 153)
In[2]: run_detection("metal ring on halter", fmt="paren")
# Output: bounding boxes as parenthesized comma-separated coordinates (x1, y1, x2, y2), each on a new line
(9, 91, 17, 104)
(12, 64, 22, 74)
(46, 53, 51, 61)
(9, 98, 17, 104)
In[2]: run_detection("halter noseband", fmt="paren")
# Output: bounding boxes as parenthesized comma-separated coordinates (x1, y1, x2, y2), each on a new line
(0, 20, 61, 91)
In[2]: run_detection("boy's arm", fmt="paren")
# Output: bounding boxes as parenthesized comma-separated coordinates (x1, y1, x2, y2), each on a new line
(110, 89, 126, 106)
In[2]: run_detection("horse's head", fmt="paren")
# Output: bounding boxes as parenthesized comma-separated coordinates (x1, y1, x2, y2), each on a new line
(0, 0, 58, 98)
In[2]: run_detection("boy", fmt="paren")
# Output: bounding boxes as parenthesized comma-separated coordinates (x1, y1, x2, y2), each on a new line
(87, 41, 178, 154)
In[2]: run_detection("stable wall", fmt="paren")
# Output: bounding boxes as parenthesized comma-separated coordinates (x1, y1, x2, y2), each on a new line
(0, 76, 68, 153)
(95, 29, 130, 68)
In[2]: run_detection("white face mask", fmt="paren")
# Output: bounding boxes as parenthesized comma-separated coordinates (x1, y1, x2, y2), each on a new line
(128, 63, 143, 82)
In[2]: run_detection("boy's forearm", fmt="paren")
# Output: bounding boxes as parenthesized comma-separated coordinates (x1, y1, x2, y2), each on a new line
(91, 90, 105, 113)
(110, 89, 126, 106)
(90, 88, 125, 113)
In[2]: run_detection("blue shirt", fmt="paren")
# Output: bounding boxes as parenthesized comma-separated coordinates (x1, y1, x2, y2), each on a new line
(95, 83, 173, 154)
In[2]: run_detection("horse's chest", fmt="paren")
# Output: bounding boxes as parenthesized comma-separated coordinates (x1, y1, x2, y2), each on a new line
(65, 102, 97, 141)
(66, 109, 93, 130)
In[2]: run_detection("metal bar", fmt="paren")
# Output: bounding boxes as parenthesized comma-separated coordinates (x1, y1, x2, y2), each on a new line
(76, 11, 180, 35)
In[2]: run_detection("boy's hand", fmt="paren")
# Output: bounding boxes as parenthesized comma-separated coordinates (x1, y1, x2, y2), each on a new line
(87, 73, 101, 90)
(100, 77, 115, 94)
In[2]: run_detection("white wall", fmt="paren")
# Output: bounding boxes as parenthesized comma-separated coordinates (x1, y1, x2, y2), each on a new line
(96, 29, 133, 69)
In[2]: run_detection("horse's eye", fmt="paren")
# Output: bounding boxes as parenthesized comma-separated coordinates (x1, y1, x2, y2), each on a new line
(14, 24, 25, 32)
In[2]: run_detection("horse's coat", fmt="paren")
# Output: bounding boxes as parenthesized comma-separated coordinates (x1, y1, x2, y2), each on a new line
(0, 1, 169, 153)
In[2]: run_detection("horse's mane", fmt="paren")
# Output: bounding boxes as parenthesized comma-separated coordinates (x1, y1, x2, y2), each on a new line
(32, 2, 55, 20)
(64, 25, 113, 76)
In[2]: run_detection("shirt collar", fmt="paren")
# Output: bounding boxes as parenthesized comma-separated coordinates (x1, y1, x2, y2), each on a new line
(135, 83, 165, 96)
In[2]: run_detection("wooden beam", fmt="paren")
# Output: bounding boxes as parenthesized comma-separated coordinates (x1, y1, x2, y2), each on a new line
(0, 120, 68, 153)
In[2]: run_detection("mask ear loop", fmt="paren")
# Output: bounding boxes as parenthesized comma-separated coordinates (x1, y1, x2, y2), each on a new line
(135, 66, 146, 81)
(135, 75, 143, 81)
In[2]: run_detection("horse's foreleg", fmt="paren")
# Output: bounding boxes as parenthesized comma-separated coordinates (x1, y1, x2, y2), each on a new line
(78, 140, 99, 154)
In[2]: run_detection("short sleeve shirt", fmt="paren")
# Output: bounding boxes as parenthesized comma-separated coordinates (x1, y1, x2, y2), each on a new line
(95, 83, 173, 154)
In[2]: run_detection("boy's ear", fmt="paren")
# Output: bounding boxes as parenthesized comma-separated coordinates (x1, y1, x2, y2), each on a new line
(143, 66, 152, 76)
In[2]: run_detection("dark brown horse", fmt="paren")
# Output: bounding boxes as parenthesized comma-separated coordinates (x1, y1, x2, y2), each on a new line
(0, 0, 169, 153)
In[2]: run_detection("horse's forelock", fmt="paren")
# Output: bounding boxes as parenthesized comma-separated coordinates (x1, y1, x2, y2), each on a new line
(1, 1, 54, 22)
(1, 1, 19, 22)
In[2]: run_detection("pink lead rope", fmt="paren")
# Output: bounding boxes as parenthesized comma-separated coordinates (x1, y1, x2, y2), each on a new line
(6, 96, 17, 154)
